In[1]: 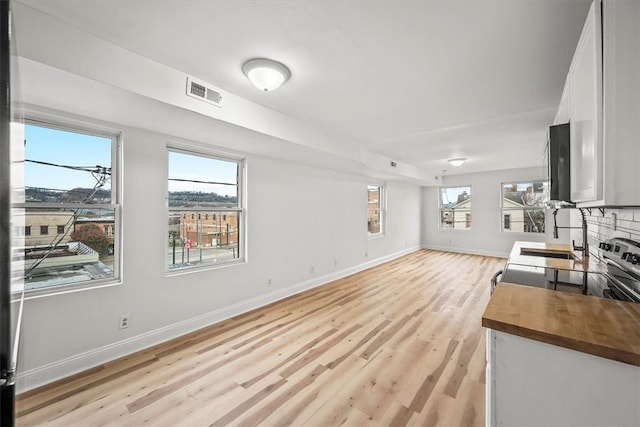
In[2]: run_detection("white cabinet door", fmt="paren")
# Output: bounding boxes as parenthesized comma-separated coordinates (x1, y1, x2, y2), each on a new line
(570, 1, 602, 203)
(490, 330, 640, 426)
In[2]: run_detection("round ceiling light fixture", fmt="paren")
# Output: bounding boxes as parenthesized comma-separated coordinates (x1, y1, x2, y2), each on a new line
(242, 58, 291, 92)
(447, 158, 466, 167)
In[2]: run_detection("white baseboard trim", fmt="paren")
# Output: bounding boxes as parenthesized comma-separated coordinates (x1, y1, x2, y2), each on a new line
(421, 244, 508, 259)
(17, 246, 420, 393)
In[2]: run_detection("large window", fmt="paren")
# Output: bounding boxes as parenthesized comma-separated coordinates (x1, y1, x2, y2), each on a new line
(167, 149, 244, 271)
(15, 121, 119, 293)
(367, 184, 385, 236)
(440, 186, 471, 229)
(501, 181, 547, 233)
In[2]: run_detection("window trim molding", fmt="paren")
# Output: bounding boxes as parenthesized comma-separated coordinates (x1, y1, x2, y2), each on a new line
(165, 144, 247, 274)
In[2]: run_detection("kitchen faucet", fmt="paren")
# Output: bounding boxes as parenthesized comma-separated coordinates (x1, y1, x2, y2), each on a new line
(552, 208, 589, 259)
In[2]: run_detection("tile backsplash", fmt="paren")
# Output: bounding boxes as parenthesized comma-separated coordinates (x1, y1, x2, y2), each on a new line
(585, 207, 640, 254)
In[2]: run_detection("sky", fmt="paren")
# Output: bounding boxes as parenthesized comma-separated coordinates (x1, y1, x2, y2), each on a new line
(23, 123, 238, 198)
(168, 151, 238, 197)
(24, 124, 112, 192)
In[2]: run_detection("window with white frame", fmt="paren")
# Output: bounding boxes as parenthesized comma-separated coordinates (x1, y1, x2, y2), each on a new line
(501, 181, 547, 233)
(15, 120, 120, 293)
(440, 185, 471, 230)
(167, 148, 244, 271)
(367, 184, 385, 235)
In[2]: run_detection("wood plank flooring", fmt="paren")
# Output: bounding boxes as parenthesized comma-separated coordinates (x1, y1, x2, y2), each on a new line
(16, 249, 506, 426)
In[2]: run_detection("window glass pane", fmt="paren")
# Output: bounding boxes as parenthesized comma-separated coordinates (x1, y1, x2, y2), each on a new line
(168, 151, 238, 208)
(21, 206, 116, 290)
(440, 186, 471, 229)
(167, 149, 243, 271)
(502, 181, 547, 233)
(17, 122, 118, 293)
(24, 124, 112, 203)
(367, 184, 383, 235)
(168, 210, 240, 270)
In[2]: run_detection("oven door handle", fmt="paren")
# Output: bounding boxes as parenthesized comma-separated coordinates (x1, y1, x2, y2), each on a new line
(605, 270, 640, 303)
(605, 258, 640, 282)
(490, 269, 503, 294)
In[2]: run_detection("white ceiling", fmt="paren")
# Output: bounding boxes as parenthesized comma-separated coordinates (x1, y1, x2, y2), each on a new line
(16, 0, 591, 177)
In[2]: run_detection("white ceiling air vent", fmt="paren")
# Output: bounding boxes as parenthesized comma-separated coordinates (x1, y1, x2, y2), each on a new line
(186, 76, 222, 107)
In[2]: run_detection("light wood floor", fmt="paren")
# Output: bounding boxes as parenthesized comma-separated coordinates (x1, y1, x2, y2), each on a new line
(16, 249, 505, 426)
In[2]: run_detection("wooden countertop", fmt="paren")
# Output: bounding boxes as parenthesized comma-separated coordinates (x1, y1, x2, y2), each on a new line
(507, 241, 607, 273)
(482, 283, 640, 366)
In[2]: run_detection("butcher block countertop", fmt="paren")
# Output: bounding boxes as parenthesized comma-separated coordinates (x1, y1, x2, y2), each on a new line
(483, 283, 640, 367)
(507, 241, 607, 273)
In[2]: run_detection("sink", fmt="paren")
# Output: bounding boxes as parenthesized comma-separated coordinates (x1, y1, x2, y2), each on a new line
(520, 248, 575, 260)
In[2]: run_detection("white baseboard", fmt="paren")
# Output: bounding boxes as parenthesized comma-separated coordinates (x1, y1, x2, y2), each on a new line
(17, 246, 419, 393)
(421, 244, 508, 259)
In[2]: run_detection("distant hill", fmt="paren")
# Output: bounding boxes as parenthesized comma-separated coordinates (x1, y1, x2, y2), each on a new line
(168, 191, 237, 208)
(26, 187, 111, 203)
(25, 187, 238, 207)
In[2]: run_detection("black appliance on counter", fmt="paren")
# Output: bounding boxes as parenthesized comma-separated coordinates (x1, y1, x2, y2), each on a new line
(547, 123, 572, 207)
(598, 238, 640, 303)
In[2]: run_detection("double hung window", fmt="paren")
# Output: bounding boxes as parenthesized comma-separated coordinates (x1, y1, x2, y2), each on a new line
(440, 186, 471, 229)
(15, 121, 120, 293)
(367, 184, 385, 236)
(167, 148, 244, 271)
(501, 181, 547, 233)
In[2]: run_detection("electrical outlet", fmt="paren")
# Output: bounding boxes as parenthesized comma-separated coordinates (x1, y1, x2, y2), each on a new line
(310, 266, 315, 274)
(119, 314, 130, 330)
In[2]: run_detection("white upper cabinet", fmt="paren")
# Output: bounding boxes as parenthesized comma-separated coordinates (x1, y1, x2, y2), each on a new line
(567, 0, 640, 206)
(569, 1, 602, 203)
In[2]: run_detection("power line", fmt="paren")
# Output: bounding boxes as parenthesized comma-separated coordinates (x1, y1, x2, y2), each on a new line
(169, 177, 235, 186)
(25, 159, 111, 175)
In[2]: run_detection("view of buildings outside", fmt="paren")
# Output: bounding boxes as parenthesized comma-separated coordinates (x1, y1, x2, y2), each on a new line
(15, 122, 117, 290)
(502, 181, 547, 233)
(167, 149, 242, 270)
(367, 185, 382, 234)
(440, 186, 472, 229)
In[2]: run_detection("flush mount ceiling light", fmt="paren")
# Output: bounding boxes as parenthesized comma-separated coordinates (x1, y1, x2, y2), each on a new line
(448, 158, 466, 167)
(242, 58, 291, 92)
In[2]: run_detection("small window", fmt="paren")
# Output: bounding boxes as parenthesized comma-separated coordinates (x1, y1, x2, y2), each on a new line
(57, 225, 65, 234)
(40, 225, 49, 235)
(24, 226, 31, 236)
(501, 181, 547, 233)
(367, 184, 385, 236)
(503, 214, 511, 230)
(440, 186, 471, 230)
(167, 148, 244, 271)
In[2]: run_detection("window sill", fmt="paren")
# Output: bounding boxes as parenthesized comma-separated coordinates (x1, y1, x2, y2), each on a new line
(12, 278, 122, 301)
(166, 258, 246, 277)
(367, 233, 386, 240)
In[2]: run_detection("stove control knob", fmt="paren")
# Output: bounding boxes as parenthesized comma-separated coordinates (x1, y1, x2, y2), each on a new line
(632, 254, 640, 265)
(604, 243, 612, 251)
(599, 242, 607, 250)
(614, 245, 621, 253)
(622, 251, 632, 261)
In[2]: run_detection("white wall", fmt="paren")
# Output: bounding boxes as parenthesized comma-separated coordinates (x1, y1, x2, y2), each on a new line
(15, 116, 422, 391)
(421, 167, 571, 258)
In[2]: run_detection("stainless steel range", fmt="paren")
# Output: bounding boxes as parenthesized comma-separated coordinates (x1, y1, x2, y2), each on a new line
(597, 237, 640, 303)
